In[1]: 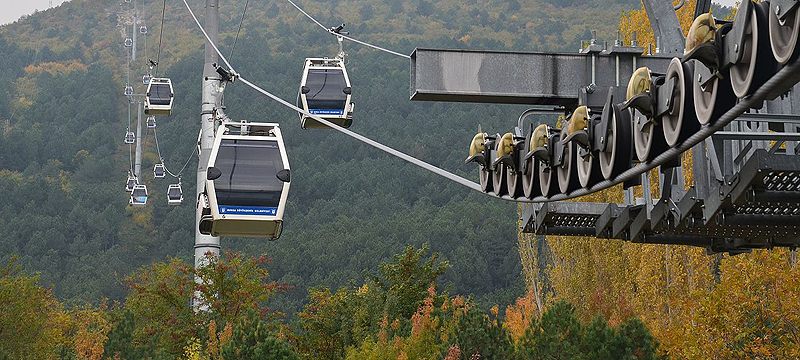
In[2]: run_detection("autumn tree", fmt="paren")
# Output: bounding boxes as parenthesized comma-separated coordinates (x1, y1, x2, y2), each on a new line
(0, 258, 69, 360)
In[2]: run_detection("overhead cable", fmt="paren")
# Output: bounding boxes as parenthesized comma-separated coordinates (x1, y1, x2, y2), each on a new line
(180, 0, 481, 193)
(284, 0, 410, 59)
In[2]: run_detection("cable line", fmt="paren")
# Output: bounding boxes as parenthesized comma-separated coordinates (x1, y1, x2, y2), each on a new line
(180, 0, 481, 193)
(229, 0, 250, 60)
(155, 0, 167, 75)
(182, 0, 235, 71)
(152, 127, 196, 179)
(284, 0, 410, 59)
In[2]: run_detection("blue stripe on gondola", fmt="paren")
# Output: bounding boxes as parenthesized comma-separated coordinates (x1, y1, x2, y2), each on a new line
(309, 109, 345, 115)
(219, 205, 278, 216)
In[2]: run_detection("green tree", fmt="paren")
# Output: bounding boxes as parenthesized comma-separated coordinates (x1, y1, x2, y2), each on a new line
(221, 310, 299, 360)
(450, 306, 513, 360)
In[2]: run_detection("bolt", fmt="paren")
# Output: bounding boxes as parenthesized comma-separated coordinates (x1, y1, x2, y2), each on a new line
(776, 5, 781, 15)
(698, 74, 703, 83)
(734, 44, 739, 53)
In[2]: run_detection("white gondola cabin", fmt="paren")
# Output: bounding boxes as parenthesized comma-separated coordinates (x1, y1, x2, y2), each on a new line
(154, 163, 166, 178)
(125, 174, 137, 192)
(199, 121, 290, 239)
(145, 78, 174, 116)
(297, 58, 354, 129)
(130, 184, 148, 206)
(167, 184, 183, 205)
(124, 130, 135, 144)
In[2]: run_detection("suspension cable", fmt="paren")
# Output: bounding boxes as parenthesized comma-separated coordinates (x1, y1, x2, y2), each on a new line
(239, 77, 482, 192)
(155, 0, 167, 75)
(181, 0, 235, 71)
(229, 0, 250, 60)
(152, 127, 197, 179)
(180, 0, 479, 192)
(284, 0, 410, 59)
(181, 0, 800, 204)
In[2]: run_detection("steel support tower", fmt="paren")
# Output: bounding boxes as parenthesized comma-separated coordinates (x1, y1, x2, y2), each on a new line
(194, 0, 221, 310)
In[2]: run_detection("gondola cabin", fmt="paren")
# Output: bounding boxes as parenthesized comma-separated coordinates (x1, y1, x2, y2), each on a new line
(145, 78, 174, 116)
(297, 58, 354, 129)
(130, 184, 148, 206)
(125, 174, 137, 192)
(199, 121, 290, 239)
(124, 130, 135, 144)
(167, 184, 183, 205)
(154, 163, 166, 178)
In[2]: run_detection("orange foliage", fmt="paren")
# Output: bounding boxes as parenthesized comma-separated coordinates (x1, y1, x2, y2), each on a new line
(503, 290, 539, 342)
(71, 306, 111, 360)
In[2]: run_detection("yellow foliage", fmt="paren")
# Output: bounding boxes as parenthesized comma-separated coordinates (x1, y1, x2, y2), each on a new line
(24, 60, 88, 76)
(518, 4, 800, 359)
(619, 0, 698, 54)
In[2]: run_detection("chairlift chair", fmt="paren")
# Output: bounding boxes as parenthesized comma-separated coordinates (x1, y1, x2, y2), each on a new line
(125, 174, 137, 192)
(167, 183, 183, 205)
(198, 121, 291, 239)
(297, 58, 354, 129)
(154, 163, 166, 178)
(143, 74, 152, 85)
(146, 116, 156, 128)
(139, 25, 148, 34)
(124, 85, 134, 97)
(129, 184, 148, 206)
(145, 78, 174, 116)
(124, 130, 135, 144)
(124, 38, 133, 47)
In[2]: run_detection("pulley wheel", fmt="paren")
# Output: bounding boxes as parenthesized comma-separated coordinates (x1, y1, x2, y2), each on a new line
(522, 157, 541, 199)
(599, 106, 633, 180)
(492, 163, 509, 196)
(769, 1, 800, 64)
(693, 65, 736, 125)
(479, 167, 493, 193)
(731, 3, 778, 98)
(633, 109, 669, 163)
(506, 164, 524, 199)
(557, 130, 580, 194)
(662, 58, 700, 147)
(538, 160, 558, 197)
(577, 150, 603, 188)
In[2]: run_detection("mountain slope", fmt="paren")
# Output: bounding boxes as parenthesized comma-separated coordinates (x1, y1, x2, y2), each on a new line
(0, 0, 638, 311)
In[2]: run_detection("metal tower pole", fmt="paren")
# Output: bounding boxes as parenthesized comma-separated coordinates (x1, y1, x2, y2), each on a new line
(132, 2, 137, 62)
(194, 0, 221, 310)
(135, 101, 143, 179)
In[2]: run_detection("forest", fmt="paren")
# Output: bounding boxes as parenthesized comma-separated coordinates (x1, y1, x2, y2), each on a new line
(2, 0, 798, 359)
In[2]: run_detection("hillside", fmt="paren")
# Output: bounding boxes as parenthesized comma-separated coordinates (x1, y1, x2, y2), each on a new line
(0, 0, 638, 312)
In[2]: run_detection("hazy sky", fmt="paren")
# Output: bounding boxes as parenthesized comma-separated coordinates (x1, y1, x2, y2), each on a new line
(0, 0, 740, 27)
(0, 0, 70, 26)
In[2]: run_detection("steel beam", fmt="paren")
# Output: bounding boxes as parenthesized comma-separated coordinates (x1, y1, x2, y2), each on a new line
(410, 48, 672, 106)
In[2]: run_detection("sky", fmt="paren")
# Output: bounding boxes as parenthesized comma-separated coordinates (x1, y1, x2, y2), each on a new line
(0, 0, 70, 26)
(0, 0, 740, 27)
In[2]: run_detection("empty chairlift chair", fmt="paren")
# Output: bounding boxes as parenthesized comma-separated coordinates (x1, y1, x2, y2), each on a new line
(153, 163, 166, 178)
(145, 78, 174, 116)
(297, 58, 354, 129)
(147, 116, 156, 128)
(198, 121, 290, 239)
(129, 184, 148, 206)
